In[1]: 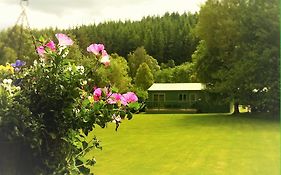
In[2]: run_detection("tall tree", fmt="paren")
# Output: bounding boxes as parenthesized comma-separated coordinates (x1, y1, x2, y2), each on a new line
(194, 0, 279, 113)
(127, 46, 160, 79)
(135, 62, 154, 90)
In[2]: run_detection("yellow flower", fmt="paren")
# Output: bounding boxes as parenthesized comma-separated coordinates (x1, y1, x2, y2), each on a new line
(0, 65, 5, 71)
(0, 64, 14, 77)
(6, 64, 14, 74)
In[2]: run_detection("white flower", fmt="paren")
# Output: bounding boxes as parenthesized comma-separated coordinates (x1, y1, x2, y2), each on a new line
(67, 66, 72, 72)
(62, 49, 69, 58)
(82, 80, 87, 85)
(262, 87, 268, 92)
(58, 45, 67, 55)
(77, 65, 85, 74)
(3, 79, 12, 84)
(33, 60, 38, 65)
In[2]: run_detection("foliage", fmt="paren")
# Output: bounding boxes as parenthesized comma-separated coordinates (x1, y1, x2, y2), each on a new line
(194, 0, 279, 113)
(97, 53, 132, 92)
(71, 12, 199, 64)
(0, 26, 38, 64)
(127, 46, 160, 79)
(0, 34, 140, 174)
(135, 62, 154, 90)
(0, 44, 17, 65)
(160, 59, 176, 69)
(0, 13, 199, 66)
(155, 62, 197, 83)
(0, 1, 277, 116)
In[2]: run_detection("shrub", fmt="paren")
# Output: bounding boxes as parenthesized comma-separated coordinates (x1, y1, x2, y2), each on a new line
(0, 34, 140, 174)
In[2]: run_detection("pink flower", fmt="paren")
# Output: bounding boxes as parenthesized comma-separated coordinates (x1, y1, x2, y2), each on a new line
(120, 96, 128, 106)
(87, 44, 105, 55)
(36, 46, 45, 56)
(55, 33, 73, 46)
(93, 88, 102, 101)
(100, 50, 110, 66)
(45, 40, 56, 51)
(112, 93, 122, 101)
(121, 92, 138, 106)
(107, 93, 122, 104)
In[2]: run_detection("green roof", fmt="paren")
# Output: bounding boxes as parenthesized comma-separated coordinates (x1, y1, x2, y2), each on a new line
(148, 83, 205, 91)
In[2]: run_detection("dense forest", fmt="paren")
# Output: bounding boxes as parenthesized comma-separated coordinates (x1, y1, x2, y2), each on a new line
(0, 0, 279, 113)
(71, 12, 199, 64)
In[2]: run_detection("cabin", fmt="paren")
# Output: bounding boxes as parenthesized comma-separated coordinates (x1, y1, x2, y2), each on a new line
(146, 83, 230, 113)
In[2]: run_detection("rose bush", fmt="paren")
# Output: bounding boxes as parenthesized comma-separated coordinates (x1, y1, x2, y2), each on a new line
(0, 33, 140, 174)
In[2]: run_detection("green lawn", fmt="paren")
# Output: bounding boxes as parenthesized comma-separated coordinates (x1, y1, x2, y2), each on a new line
(87, 113, 280, 175)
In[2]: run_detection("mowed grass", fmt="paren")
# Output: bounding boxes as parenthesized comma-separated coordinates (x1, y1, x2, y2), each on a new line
(87, 113, 280, 175)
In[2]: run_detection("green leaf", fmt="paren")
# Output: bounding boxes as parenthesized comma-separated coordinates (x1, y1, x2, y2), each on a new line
(87, 158, 96, 166)
(82, 98, 90, 107)
(127, 112, 133, 120)
(38, 36, 45, 43)
(111, 87, 119, 93)
(78, 166, 90, 174)
(93, 102, 102, 111)
(78, 157, 88, 164)
(82, 141, 88, 149)
(75, 159, 83, 166)
(120, 111, 126, 119)
(128, 102, 140, 110)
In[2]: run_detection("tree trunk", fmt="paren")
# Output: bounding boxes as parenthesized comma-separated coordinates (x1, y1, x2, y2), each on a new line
(233, 102, 240, 114)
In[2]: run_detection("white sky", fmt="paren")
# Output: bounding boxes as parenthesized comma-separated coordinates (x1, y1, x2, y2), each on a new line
(0, 0, 207, 30)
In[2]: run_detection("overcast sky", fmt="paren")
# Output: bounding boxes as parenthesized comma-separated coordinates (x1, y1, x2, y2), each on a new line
(0, 0, 207, 30)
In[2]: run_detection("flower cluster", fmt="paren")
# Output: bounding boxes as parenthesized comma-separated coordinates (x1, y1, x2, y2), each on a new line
(11, 59, 26, 71)
(36, 33, 73, 57)
(92, 87, 138, 106)
(0, 63, 14, 77)
(108, 92, 138, 106)
(36, 33, 111, 66)
(1, 78, 21, 96)
(87, 43, 110, 66)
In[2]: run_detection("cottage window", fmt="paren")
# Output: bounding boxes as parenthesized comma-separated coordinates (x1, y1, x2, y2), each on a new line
(179, 94, 182, 101)
(153, 93, 165, 102)
(179, 94, 187, 101)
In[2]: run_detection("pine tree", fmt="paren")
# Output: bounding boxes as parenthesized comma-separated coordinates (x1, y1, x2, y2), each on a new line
(135, 62, 154, 90)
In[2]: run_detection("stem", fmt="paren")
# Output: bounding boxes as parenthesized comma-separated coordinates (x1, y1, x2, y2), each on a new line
(74, 137, 96, 159)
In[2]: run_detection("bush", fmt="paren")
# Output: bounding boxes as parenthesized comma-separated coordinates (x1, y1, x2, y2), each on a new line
(0, 34, 140, 174)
